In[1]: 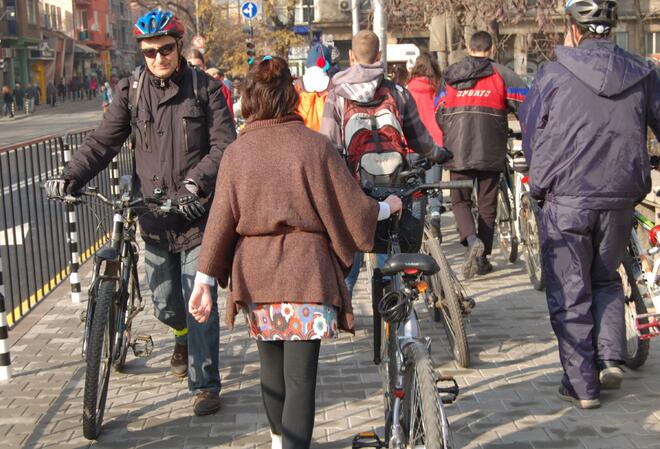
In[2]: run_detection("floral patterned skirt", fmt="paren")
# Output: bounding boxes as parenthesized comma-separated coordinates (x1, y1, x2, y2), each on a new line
(243, 302, 339, 340)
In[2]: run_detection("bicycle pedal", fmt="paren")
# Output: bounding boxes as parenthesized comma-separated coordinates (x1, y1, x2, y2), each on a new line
(352, 431, 386, 449)
(131, 335, 154, 358)
(79, 310, 87, 323)
(436, 376, 460, 404)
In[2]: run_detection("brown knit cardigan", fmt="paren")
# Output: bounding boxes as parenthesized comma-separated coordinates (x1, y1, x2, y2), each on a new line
(196, 115, 379, 332)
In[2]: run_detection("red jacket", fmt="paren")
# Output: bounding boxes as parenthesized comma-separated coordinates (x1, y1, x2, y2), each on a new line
(406, 76, 443, 146)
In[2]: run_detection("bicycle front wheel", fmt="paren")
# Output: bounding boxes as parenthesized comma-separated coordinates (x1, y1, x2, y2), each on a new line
(496, 179, 518, 263)
(621, 252, 651, 369)
(401, 342, 453, 449)
(83, 279, 116, 440)
(422, 228, 470, 368)
(520, 194, 544, 291)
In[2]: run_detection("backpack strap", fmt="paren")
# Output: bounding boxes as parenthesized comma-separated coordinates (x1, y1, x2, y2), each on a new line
(128, 66, 146, 150)
(192, 67, 200, 106)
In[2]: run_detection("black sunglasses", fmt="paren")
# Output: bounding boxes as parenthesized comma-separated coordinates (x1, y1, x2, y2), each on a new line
(141, 43, 177, 59)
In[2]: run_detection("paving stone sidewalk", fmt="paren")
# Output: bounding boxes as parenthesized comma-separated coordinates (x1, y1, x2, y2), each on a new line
(1, 216, 659, 449)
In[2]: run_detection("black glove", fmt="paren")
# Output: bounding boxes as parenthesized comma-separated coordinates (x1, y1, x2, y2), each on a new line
(427, 146, 453, 165)
(44, 178, 69, 199)
(176, 192, 205, 221)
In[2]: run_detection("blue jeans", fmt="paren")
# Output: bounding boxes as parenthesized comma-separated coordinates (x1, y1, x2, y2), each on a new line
(345, 252, 389, 297)
(144, 242, 221, 394)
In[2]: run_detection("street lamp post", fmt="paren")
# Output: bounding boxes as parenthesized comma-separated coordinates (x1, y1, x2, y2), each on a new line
(0, 9, 16, 21)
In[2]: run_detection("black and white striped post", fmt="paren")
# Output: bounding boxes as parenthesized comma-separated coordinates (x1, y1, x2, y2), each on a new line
(62, 138, 81, 304)
(0, 254, 12, 382)
(110, 157, 120, 199)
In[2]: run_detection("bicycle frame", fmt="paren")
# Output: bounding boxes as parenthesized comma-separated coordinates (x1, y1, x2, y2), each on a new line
(630, 211, 660, 339)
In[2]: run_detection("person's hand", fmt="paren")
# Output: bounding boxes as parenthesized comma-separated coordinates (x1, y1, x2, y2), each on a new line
(428, 146, 453, 165)
(189, 283, 213, 323)
(384, 195, 403, 216)
(44, 178, 68, 199)
(176, 192, 205, 221)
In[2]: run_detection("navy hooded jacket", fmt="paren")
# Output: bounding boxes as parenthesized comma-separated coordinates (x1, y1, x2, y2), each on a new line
(520, 39, 660, 209)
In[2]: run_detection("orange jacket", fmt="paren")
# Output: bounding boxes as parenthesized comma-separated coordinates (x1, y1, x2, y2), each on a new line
(295, 82, 328, 132)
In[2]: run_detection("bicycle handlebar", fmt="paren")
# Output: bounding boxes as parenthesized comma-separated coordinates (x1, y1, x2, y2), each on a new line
(60, 187, 181, 214)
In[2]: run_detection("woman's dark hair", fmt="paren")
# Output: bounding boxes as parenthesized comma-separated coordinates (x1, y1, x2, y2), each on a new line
(409, 52, 442, 87)
(241, 56, 299, 121)
(391, 65, 409, 86)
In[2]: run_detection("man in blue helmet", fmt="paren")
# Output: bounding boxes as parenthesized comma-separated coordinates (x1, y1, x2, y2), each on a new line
(45, 9, 236, 415)
(520, 0, 660, 409)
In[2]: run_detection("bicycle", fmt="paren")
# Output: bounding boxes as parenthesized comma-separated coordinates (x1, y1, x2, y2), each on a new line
(495, 130, 545, 290)
(353, 169, 471, 449)
(619, 208, 660, 369)
(420, 209, 474, 368)
(51, 182, 181, 440)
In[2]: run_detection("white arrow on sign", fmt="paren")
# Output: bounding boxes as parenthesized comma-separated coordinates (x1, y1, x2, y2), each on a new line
(241, 2, 258, 19)
(0, 222, 30, 246)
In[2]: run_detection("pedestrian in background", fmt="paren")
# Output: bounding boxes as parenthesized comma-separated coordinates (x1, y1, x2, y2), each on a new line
(90, 77, 98, 98)
(390, 64, 409, 86)
(206, 67, 234, 119)
(13, 83, 25, 112)
(47, 81, 57, 107)
(24, 83, 35, 114)
(2, 85, 14, 118)
(520, 0, 660, 409)
(436, 31, 527, 279)
(407, 52, 445, 237)
(58, 78, 66, 102)
(294, 43, 332, 131)
(189, 55, 402, 449)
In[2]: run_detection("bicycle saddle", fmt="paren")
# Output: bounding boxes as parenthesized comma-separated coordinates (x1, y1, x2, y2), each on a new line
(379, 253, 440, 276)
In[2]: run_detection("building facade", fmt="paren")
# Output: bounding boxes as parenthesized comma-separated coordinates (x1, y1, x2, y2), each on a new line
(74, 0, 112, 81)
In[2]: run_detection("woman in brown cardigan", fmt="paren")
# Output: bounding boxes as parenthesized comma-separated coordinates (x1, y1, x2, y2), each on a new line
(188, 56, 402, 449)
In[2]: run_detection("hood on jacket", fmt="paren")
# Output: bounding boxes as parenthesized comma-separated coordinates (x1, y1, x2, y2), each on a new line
(443, 56, 493, 90)
(406, 76, 438, 96)
(555, 39, 654, 98)
(331, 62, 385, 102)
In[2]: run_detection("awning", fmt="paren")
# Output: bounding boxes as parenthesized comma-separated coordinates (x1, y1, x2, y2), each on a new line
(74, 43, 98, 55)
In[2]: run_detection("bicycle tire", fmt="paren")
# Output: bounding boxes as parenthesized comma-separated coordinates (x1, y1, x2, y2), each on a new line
(520, 194, 545, 291)
(422, 228, 470, 368)
(496, 179, 518, 264)
(401, 341, 453, 449)
(83, 279, 115, 440)
(382, 322, 397, 443)
(621, 252, 651, 369)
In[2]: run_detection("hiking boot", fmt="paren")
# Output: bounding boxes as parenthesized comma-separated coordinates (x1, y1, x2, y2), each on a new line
(170, 342, 188, 378)
(462, 238, 485, 280)
(557, 385, 600, 409)
(598, 360, 624, 390)
(476, 256, 493, 275)
(193, 391, 221, 416)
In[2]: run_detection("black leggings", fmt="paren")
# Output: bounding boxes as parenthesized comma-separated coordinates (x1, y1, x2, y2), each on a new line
(257, 340, 321, 449)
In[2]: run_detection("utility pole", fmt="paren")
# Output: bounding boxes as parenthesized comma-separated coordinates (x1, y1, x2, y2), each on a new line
(351, 0, 360, 35)
(195, 0, 200, 35)
(373, 0, 387, 68)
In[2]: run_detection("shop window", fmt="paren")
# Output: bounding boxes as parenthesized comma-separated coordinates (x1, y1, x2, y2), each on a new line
(27, 0, 38, 25)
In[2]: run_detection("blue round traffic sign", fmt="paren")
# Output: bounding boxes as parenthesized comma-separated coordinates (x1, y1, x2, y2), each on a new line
(241, 2, 258, 19)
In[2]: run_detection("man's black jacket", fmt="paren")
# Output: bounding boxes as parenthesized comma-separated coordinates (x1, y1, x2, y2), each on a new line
(62, 61, 237, 252)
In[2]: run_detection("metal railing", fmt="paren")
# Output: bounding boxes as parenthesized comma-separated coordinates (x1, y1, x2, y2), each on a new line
(0, 131, 133, 328)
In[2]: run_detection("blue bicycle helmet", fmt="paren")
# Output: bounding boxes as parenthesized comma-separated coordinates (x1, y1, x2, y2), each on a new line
(134, 9, 184, 41)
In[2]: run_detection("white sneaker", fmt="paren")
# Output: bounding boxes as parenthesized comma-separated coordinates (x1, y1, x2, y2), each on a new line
(271, 431, 282, 449)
